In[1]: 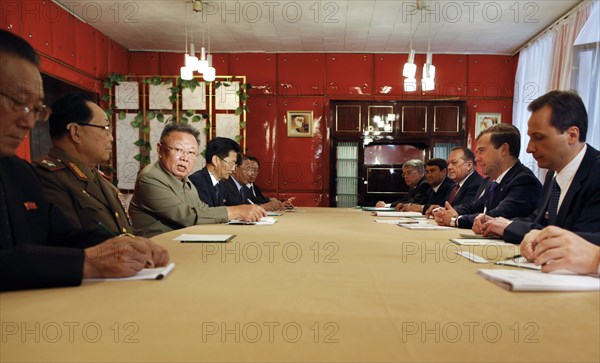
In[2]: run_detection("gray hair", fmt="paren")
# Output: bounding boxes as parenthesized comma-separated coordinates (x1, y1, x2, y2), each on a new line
(403, 159, 424, 174)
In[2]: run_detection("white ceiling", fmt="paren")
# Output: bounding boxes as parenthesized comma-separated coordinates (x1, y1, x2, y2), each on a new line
(56, 0, 582, 55)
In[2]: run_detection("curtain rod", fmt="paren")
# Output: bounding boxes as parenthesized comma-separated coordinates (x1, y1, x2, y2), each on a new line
(513, 0, 591, 55)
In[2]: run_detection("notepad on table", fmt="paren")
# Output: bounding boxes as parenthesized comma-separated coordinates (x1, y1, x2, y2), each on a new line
(372, 211, 424, 217)
(228, 217, 277, 225)
(85, 263, 175, 282)
(267, 211, 283, 216)
(374, 218, 420, 224)
(398, 222, 455, 230)
(362, 206, 395, 212)
(459, 232, 496, 239)
(495, 256, 540, 270)
(174, 234, 236, 243)
(477, 269, 600, 291)
(451, 238, 512, 246)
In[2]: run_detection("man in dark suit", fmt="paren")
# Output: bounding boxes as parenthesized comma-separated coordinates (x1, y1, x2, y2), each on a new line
(425, 146, 483, 217)
(376, 159, 431, 209)
(402, 158, 455, 214)
(433, 123, 542, 229)
(482, 91, 600, 242)
(245, 155, 295, 209)
(189, 137, 241, 207)
(0, 30, 168, 291)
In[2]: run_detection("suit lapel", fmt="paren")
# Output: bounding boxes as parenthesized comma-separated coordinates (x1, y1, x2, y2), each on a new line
(555, 147, 596, 224)
(0, 161, 32, 247)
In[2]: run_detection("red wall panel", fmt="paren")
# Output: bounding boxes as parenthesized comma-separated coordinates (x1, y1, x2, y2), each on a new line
(211, 53, 229, 77)
(128, 51, 159, 76)
(50, 3, 75, 66)
(431, 54, 468, 97)
(159, 52, 185, 76)
(94, 31, 109, 78)
(245, 96, 278, 191)
(278, 53, 325, 96)
(229, 54, 276, 96)
(74, 20, 96, 76)
(109, 39, 128, 75)
(1, 0, 23, 35)
(277, 97, 325, 192)
(326, 54, 373, 96)
(21, 0, 52, 55)
(468, 55, 516, 98)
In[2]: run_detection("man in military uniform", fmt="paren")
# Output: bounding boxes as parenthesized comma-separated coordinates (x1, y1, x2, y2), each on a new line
(34, 92, 132, 235)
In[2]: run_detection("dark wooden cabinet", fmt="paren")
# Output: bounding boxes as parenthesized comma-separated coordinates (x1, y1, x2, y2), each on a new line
(330, 100, 466, 207)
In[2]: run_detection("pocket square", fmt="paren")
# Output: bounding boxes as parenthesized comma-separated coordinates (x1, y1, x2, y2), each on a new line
(24, 201, 38, 211)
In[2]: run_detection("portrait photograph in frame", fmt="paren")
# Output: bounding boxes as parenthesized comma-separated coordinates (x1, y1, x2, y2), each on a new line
(287, 111, 314, 137)
(475, 112, 502, 137)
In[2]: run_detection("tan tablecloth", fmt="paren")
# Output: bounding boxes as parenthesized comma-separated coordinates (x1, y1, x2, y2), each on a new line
(1, 208, 598, 362)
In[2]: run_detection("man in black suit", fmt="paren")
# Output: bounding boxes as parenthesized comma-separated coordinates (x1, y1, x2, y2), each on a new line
(0, 30, 168, 291)
(189, 137, 241, 207)
(433, 123, 542, 229)
(425, 146, 483, 217)
(482, 91, 600, 242)
(221, 154, 287, 211)
(402, 158, 455, 214)
(245, 155, 295, 209)
(375, 159, 431, 209)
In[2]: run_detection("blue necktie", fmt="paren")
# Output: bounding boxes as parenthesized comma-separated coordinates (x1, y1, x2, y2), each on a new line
(547, 178, 561, 225)
(239, 186, 245, 202)
(214, 184, 221, 206)
(486, 181, 499, 211)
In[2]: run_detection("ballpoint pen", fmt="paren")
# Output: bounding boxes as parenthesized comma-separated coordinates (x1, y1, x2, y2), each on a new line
(247, 199, 255, 205)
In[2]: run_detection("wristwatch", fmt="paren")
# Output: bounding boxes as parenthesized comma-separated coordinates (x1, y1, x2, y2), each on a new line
(450, 216, 458, 227)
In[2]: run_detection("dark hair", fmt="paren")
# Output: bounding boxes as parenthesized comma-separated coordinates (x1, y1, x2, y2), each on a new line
(0, 30, 40, 66)
(160, 123, 200, 144)
(245, 155, 261, 167)
(425, 158, 448, 171)
(477, 123, 521, 158)
(450, 146, 476, 166)
(205, 137, 241, 164)
(528, 90, 588, 142)
(49, 92, 96, 138)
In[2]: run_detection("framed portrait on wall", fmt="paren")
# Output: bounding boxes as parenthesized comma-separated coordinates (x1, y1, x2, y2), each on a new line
(475, 112, 502, 137)
(287, 111, 314, 137)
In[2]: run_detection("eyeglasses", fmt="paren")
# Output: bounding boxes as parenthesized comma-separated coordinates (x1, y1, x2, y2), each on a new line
(75, 122, 112, 135)
(242, 167, 259, 174)
(0, 91, 51, 122)
(161, 143, 199, 158)
(401, 169, 417, 177)
(219, 157, 237, 169)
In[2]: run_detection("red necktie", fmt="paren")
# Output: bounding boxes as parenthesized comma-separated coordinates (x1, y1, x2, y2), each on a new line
(446, 184, 460, 205)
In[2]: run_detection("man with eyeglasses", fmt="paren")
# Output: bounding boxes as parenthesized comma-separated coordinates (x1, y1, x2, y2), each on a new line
(130, 126, 266, 237)
(189, 137, 243, 207)
(245, 155, 295, 210)
(375, 159, 431, 210)
(0, 30, 169, 291)
(33, 92, 133, 235)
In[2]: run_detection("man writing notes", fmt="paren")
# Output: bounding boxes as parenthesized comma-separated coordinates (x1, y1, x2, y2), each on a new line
(401, 158, 455, 214)
(34, 92, 133, 235)
(425, 146, 483, 217)
(129, 124, 265, 237)
(376, 159, 431, 210)
(433, 124, 542, 229)
(481, 90, 600, 242)
(0, 30, 168, 291)
(189, 137, 240, 207)
(245, 155, 295, 210)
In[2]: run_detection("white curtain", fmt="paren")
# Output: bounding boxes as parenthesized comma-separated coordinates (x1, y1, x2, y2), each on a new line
(571, 2, 600, 149)
(513, 34, 554, 177)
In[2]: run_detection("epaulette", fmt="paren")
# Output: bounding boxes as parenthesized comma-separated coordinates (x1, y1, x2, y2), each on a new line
(35, 156, 67, 172)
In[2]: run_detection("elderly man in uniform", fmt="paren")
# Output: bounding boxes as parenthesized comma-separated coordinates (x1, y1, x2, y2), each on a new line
(35, 92, 132, 235)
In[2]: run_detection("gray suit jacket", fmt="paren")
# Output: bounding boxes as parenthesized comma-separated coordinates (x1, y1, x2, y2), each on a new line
(129, 162, 228, 237)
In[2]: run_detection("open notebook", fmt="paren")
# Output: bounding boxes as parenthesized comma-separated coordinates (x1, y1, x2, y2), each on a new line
(85, 263, 175, 282)
(477, 269, 600, 291)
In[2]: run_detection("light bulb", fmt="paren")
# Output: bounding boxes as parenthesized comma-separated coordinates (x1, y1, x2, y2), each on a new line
(404, 77, 417, 92)
(403, 62, 416, 78)
(180, 66, 193, 80)
(422, 77, 435, 92)
(203, 67, 216, 82)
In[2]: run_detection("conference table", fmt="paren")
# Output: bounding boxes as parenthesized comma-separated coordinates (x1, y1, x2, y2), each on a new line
(1, 208, 599, 362)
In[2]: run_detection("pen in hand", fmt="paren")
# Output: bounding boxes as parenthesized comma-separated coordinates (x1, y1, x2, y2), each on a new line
(96, 221, 154, 268)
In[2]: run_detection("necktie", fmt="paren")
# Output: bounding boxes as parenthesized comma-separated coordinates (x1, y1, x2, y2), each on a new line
(249, 185, 256, 197)
(446, 184, 460, 205)
(214, 184, 222, 206)
(547, 178, 561, 225)
(486, 181, 499, 211)
(239, 185, 245, 202)
(0, 180, 14, 247)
